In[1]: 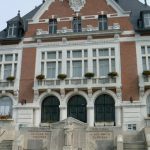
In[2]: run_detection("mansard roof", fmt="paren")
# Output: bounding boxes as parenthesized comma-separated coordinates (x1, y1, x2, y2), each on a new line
(116, 0, 150, 28)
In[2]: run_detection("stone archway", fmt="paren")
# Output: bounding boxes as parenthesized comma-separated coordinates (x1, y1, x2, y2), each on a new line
(67, 95, 87, 123)
(41, 96, 60, 123)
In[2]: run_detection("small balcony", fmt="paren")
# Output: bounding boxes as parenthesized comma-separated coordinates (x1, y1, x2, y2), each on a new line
(34, 77, 118, 91)
(0, 80, 15, 91)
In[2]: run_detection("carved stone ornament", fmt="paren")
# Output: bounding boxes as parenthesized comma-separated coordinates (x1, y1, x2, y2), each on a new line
(69, 0, 86, 12)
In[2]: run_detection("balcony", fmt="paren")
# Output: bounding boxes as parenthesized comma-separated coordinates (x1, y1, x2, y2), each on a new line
(34, 77, 118, 91)
(0, 80, 15, 91)
(35, 24, 121, 41)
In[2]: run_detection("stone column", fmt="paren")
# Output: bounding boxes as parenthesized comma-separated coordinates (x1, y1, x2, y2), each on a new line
(60, 106, 67, 121)
(87, 106, 94, 127)
(115, 106, 121, 126)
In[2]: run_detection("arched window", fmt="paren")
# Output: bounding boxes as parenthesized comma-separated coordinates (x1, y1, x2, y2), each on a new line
(147, 95, 150, 116)
(68, 95, 87, 122)
(41, 96, 60, 123)
(95, 94, 115, 126)
(0, 96, 12, 117)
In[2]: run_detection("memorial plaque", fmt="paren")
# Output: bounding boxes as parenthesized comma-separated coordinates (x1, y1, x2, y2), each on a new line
(90, 132, 112, 141)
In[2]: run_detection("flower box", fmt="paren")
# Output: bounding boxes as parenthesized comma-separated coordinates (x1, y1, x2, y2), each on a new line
(142, 70, 150, 76)
(57, 74, 67, 80)
(6, 76, 15, 81)
(84, 72, 94, 79)
(0, 115, 10, 120)
(108, 72, 118, 78)
(36, 74, 45, 80)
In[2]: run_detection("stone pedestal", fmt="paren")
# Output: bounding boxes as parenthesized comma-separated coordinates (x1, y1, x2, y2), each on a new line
(117, 135, 123, 150)
(63, 146, 72, 150)
(87, 106, 94, 127)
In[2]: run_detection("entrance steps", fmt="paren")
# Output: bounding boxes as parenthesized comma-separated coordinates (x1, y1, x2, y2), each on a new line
(0, 140, 13, 150)
(123, 131, 146, 150)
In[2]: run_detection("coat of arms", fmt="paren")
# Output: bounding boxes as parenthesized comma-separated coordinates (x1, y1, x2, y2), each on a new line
(69, 0, 86, 12)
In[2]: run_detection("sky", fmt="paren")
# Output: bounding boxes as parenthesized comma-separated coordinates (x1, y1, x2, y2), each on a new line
(0, 0, 150, 30)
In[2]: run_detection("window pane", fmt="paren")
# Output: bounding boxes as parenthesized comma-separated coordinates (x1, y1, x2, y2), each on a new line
(148, 46, 150, 54)
(73, 17, 82, 32)
(111, 59, 115, 72)
(84, 60, 88, 74)
(0, 65, 1, 79)
(93, 49, 96, 57)
(49, 19, 57, 34)
(47, 52, 56, 59)
(93, 60, 97, 76)
(67, 51, 70, 58)
(99, 15, 108, 30)
(41, 62, 44, 74)
(42, 52, 45, 59)
(111, 48, 115, 56)
(4, 64, 12, 79)
(67, 61, 70, 77)
(99, 59, 109, 76)
(0, 55, 3, 62)
(72, 50, 82, 58)
(147, 95, 150, 114)
(0, 96, 12, 116)
(84, 50, 88, 57)
(142, 57, 147, 70)
(58, 51, 62, 59)
(47, 62, 56, 78)
(99, 49, 109, 56)
(5, 54, 13, 61)
(14, 64, 17, 77)
(141, 46, 145, 54)
(15, 54, 18, 61)
(58, 61, 62, 74)
(72, 61, 82, 77)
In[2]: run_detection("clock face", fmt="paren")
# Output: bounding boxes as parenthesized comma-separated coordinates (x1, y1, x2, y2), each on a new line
(69, 0, 86, 12)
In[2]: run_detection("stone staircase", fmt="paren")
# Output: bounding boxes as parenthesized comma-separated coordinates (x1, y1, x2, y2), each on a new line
(123, 131, 146, 150)
(0, 140, 13, 150)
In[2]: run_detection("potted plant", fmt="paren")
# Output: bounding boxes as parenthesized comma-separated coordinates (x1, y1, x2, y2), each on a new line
(0, 115, 10, 120)
(57, 74, 67, 80)
(142, 70, 150, 76)
(108, 72, 118, 78)
(84, 72, 95, 79)
(6, 76, 15, 81)
(36, 74, 45, 80)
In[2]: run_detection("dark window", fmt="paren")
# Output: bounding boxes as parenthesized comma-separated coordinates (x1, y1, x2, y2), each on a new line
(7, 23, 17, 37)
(72, 17, 82, 32)
(41, 96, 60, 123)
(68, 95, 87, 122)
(49, 19, 57, 34)
(95, 94, 115, 125)
(98, 15, 108, 30)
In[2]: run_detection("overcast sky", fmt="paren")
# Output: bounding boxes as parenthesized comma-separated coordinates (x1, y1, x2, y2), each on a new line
(0, 0, 149, 30)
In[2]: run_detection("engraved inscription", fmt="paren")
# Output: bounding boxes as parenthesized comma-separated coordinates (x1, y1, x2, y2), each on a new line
(90, 132, 112, 140)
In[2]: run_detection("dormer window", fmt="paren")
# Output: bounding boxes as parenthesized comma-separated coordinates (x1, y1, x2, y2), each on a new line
(7, 23, 17, 37)
(49, 19, 57, 34)
(72, 16, 82, 33)
(98, 15, 108, 30)
(144, 13, 150, 28)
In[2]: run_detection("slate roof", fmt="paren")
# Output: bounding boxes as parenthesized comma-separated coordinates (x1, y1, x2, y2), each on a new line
(0, 4, 42, 39)
(0, 0, 150, 39)
(116, 0, 150, 28)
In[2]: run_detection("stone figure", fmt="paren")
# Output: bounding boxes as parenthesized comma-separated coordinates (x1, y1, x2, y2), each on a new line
(64, 120, 73, 146)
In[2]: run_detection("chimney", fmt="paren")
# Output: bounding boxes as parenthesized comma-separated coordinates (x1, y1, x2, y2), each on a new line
(145, 0, 147, 5)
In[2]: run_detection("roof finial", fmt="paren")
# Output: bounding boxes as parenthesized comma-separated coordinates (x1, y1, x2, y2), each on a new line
(18, 10, 20, 16)
(145, 0, 147, 5)
(43, 0, 45, 3)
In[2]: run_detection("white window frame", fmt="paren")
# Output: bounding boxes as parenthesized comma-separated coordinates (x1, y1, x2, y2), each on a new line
(144, 13, 150, 28)
(40, 51, 62, 79)
(92, 47, 116, 78)
(7, 23, 17, 37)
(0, 53, 18, 80)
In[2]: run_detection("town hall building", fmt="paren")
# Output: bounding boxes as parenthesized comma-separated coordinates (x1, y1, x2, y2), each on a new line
(0, 0, 150, 150)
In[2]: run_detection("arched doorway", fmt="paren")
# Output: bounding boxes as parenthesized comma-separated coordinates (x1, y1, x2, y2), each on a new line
(41, 96, 60, 123)
(95, 94, 115, 126)
(67, 95, 87, 122)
